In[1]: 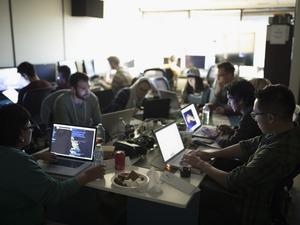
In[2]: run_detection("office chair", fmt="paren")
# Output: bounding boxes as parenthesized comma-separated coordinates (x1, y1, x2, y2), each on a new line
(22, 87, 53, 124)
(206, 65, 218, 86)
(93, 89, 114, 113)
(143, 68, 165, 78)
(40, 89, 70, 127)
(148, 76, 170, 91)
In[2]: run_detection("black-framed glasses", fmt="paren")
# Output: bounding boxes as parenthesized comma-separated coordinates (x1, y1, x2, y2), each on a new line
(250, 112, 268, 120)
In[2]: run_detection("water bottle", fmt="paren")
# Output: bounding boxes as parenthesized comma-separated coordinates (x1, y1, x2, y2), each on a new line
(202, 103, 210, 125)
(96, 123, 105, 144)
(93, 143, 104, 166)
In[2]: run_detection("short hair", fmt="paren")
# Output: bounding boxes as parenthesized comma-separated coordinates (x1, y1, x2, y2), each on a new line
(249, 78, 271, 93)
(107, 56, 120, 66)
(256, 84, 295, 120)
(0, 104, 31, 146)
(217, 61, 235, 75)
(69, 72, 89, 87)
(58, 65, 71, 80)
(17, 61, 35, 78)
(227, 79, 255, 107)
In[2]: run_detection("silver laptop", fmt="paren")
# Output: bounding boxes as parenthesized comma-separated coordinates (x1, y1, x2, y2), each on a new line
(2, 88, 19, 103)
(44, 123, 96, 176)
(153, 122, 189, 168)
(102, 108, 135, 138)
(158, 89, 180, 110)
(180, 104, 218, 138)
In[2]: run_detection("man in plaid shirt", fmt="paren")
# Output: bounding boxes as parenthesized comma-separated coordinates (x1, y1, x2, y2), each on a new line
(183, 84, 300, 225)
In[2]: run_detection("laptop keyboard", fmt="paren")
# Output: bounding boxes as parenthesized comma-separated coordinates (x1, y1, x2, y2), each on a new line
(53, 158, 84, 168)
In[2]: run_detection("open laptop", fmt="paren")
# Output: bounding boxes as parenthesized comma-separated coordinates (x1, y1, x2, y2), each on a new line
(102, 108, 135, 138)
(143, 98, 171, 119)
(2, 88, 19, 103)
(180, 104, 218, 138)
(158, 89, 180, 110)
(43, 123, 96, 176)
(153, 122, 189, 168)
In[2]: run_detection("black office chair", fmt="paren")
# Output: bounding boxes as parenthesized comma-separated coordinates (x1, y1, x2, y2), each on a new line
(22, 87, 53, 124)
(40, 89, 70, 127)
(143, 68, 170, 91)
(93, 89, 114, 113)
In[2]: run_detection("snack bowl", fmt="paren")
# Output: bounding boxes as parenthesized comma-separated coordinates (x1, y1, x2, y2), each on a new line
(111, 170, 149, 191)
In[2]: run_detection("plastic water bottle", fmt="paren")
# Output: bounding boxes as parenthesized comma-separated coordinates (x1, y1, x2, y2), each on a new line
(202, 103, 210, 125)
(96, 123, 105, 144)
(93, 143, 104, 166)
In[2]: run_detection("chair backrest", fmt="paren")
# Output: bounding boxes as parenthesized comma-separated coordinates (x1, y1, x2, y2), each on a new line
(93, 89, 114, 113)
(143, 68, 165, 78)
(148, 76, 170, 91)
(22, 87, 53, 123)
(40, 89, 70, 126)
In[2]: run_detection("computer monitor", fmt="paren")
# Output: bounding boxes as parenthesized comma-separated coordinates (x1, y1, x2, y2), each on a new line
(83, 60, 95, 76)
(0, 67, 28, 91)
(58, 60, 77, 74)
(185, 55, 205, 69)
(34, 63, 57, 82)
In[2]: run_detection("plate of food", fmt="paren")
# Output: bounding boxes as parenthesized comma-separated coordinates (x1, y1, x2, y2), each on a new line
(111, 170, 149, 190)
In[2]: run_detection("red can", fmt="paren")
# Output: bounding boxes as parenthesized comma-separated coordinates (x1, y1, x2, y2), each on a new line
(114, 150, 125, 171)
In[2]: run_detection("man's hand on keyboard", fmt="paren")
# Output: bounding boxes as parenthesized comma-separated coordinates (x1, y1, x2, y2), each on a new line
(185, 148, 212, 161)
(76, 165, 105, 185)
(31, 151, 57, 163)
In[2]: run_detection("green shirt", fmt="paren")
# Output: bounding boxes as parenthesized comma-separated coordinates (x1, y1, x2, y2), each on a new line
(227, 126, 300, 225)
(54, 92, 102, 126)
(0, 146, 81, 225)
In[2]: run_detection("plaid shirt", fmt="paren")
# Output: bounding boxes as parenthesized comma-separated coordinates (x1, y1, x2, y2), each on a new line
(227, 126, 300, 225)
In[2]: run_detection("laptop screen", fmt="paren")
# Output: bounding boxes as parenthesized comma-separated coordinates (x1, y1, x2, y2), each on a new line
(50, 124, 96, 161)
(2, 88, 19, 103)
(180, 104, 202, 132)
(154, 122, 184, 162)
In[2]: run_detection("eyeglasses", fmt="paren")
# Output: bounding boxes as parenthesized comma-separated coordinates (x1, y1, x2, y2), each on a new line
(250, 112, 268, 120)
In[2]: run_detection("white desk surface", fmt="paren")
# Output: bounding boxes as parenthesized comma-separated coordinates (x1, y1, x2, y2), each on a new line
(85, 165, 204, 208)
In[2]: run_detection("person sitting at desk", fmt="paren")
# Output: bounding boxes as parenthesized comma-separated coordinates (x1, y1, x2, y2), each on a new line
(183, 84, 300, 225)
(104, 77, 153, 113)
(55, 65, 71, 90)
(181, 67, 210, 105)
(53, 72, 102, 126)
(17, 61, 52, 104)
(215, 79, 262, 148)
(0, 104, 105, 225)
(209, 61, 236, 114)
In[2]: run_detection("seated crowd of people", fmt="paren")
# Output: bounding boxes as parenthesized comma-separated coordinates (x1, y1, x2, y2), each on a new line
(1, 57, 300, 225)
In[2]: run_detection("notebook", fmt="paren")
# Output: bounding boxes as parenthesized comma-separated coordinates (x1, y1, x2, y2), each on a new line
(158, 89, 180, 110)
(2, 88, 19, 103)
(143, 98, 171, 119)
(43, 123, 96, 176)
(180, 104, 218, 138)
(153, 122, 189, 168)
(102, 108, 135, 138)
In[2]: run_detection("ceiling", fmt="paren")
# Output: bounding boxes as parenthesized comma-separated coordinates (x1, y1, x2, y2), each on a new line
(139, 0, 296, 11)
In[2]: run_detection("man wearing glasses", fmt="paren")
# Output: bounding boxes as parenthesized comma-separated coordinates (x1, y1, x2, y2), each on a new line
(183, 84, 300, 225)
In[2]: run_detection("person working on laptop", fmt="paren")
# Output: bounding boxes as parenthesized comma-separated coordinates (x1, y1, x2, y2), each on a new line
(53, 72, 102, 126)
(17, 61, 52, 104)
(183, 84, 300, 225)
(0, 104, 105, 225)
(104, 77, 155, 113)
(214, 79, 262, 147)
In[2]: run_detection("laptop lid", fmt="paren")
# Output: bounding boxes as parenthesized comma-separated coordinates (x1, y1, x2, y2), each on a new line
(2, 88, 19, 103)
(102, 108, 135, 137)
(180, 104, 202, 132)
(158, 89, 180, 110)
(50, 123, 96, 161)
(143, 98, 171, 119)
(153, 122, 185, 163)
